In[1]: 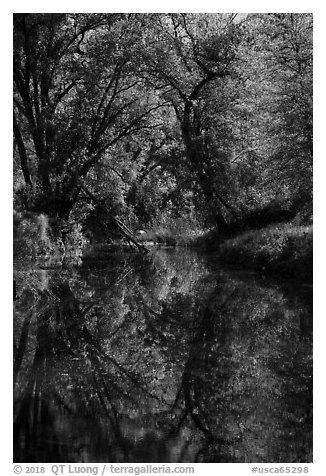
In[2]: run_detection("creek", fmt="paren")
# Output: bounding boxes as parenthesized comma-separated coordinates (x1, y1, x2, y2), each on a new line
(13, 248, 312, 463)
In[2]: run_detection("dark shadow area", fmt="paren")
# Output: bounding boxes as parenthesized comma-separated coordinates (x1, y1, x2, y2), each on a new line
(14, 249, 312, 463)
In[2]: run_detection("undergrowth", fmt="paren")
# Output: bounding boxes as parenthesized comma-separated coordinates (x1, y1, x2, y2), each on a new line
(14, 211, 89, 265)
(217, 223, 312, 282)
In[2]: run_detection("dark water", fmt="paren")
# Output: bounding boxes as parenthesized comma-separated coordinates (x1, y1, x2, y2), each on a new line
(13, 248, 312, 463)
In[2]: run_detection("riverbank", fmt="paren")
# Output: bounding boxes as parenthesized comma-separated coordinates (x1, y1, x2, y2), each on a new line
(118, 220, 313, 283)
(196, 223, 313, 283)
(14, 210, 313, 283)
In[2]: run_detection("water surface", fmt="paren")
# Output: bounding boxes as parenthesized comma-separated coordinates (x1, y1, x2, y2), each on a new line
(13, 248, 312, 463)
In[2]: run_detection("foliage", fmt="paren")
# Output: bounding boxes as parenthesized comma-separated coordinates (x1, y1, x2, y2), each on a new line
(13, 13, 313, 254)
(14, 211, 89, 264)
(217, 223, 313, 282)
(137, 213, 206, 246)
(13, 13, 166, 219)
(14, 211, 59, 259)
(236, 14, 313, 208)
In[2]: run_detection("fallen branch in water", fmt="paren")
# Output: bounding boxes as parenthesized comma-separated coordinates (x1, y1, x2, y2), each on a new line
(79, 183, 149, 253)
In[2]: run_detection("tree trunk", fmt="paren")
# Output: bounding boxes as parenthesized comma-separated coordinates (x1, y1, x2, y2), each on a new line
(13, 115, 33, 188)
(181, 109, 240, 222)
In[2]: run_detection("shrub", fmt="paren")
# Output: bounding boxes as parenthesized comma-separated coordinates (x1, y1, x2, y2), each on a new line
(13, 211, 89, 265)
(218, 223, 312, 282)
(14, 211, 56, 260)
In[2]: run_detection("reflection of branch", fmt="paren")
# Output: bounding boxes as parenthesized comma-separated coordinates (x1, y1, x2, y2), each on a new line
(92, 372, 131, 461)
(81, 325, 172, 407)
(182, 364, 212, 437)
(53, 391, 75, 415)
(14, 309, 33, 384)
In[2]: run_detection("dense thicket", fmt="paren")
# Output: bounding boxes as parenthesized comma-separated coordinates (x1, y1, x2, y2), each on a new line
(13, 13, 312, 245)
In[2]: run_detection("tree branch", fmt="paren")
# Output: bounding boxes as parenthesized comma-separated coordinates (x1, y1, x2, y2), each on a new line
(231, 148, 258, 163)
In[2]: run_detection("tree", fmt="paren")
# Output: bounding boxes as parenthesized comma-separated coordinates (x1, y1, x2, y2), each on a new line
(13, 13, 167, 220)
(234, 13, 313, 213)
(139, 13, 245, 221)
(260, 14, 313, 201)
(13, 13, 313, 237)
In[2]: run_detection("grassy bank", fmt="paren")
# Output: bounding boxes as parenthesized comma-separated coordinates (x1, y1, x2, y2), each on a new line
(212, 223, 313, 282)
(134, 221, 313, 284)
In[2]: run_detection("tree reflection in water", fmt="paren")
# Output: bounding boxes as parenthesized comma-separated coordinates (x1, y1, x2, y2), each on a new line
(13, 249, 312, 463)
